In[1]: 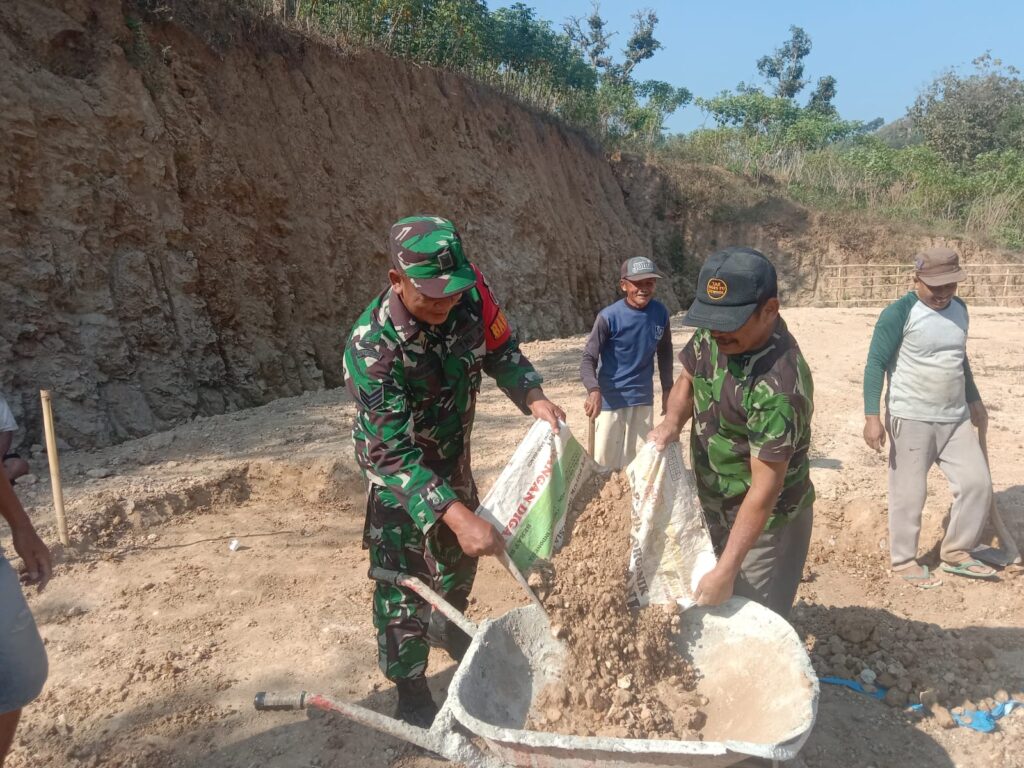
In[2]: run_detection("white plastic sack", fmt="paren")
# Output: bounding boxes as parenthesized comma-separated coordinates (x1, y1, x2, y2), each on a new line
(625, 441, 717, 609)
(476, 420, 593, 574)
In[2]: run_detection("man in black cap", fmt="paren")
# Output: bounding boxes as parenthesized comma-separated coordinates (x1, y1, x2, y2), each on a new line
(580, 257, 674, 469)
(650, 247, 814, 618)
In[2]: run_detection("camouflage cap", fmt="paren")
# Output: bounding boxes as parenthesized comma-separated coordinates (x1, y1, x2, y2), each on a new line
(388, 215, 477, 298)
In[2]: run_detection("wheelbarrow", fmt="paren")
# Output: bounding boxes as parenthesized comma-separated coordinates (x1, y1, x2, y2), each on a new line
(255, 569, 819, 767)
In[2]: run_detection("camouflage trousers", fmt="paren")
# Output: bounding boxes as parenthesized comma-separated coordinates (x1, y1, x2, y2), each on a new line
(364, 486, 478, 682)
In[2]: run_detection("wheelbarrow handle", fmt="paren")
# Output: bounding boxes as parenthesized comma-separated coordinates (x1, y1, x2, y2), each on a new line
(253, 690, 505, 766)
(369, 568, 478, 637)
(253, 690, 307, 711)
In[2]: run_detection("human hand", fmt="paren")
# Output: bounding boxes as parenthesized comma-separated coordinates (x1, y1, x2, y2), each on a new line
(12, 524, 53, 591)
(527, 394, 566, 434)
(694, 564, 736, 607)
(969, 400, 989, 433)
(442, 502, 505, 558)
(863, 415, 886, 452)
(647, 419, 682, 451)
(583, 391, 602, 419)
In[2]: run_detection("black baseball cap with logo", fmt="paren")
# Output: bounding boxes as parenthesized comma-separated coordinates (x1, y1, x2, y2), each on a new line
(684, 247, 778, 332)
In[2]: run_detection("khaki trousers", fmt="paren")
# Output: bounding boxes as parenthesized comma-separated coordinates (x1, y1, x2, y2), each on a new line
(886, 416, 992, 568)
(593, 405, 653, 470)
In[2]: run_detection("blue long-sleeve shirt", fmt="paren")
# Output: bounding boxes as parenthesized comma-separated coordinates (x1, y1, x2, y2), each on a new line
(580, 299, 674, 410)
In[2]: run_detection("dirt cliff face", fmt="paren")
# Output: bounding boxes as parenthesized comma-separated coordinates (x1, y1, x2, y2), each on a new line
(1, 0, 676, 448)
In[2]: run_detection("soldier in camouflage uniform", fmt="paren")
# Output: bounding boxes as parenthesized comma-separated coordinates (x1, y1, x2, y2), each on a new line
(343, 215, 565, 726)
(650, 247, 814, 618)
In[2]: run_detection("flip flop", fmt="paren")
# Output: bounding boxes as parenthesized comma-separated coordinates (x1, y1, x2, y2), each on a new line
(941, 559, 998, 580)
(893, 564, 942, 589)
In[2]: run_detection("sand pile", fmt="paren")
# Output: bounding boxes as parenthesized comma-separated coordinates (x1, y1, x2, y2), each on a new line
(527, 472, 703, 740)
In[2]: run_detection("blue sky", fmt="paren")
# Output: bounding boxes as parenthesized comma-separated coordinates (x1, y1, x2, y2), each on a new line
(523, 0, 1023, 133)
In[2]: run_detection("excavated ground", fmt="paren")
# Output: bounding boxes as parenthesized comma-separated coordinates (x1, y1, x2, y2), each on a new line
(4, 307, 1024, 768)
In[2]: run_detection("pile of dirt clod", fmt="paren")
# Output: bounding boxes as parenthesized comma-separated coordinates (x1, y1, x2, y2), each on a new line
(528, 472, 704, 740)
(794, 603, 1024, 712)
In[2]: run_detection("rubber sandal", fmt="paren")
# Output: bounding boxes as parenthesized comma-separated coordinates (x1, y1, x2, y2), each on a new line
(893, 564, 942, 589)
(941, 559, 998, 580)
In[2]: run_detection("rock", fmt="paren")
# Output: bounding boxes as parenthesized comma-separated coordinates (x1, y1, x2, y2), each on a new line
(836, 614, 872, 644)
(673, 704, 706, 732)
(995, 689, 1010, 703)
(147, 432, 175, 451)
(544, 707, 562, 723)
(860, 668, 877, 685)
(932, 704, 956, 729)
(884, 688, 908, 708)
(18, 473, 38, 485)
(86, 468, 112, 479)
(30, 443, 44, 454)
(877, 672, 897, 689)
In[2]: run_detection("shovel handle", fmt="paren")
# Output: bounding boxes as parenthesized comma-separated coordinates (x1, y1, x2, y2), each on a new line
(369, 568, 478, 637)
(496, 549, 547, 614)
(976, 421, 1021, 562)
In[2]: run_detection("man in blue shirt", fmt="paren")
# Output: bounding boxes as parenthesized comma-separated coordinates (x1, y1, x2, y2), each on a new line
(580, 257, 674, 468)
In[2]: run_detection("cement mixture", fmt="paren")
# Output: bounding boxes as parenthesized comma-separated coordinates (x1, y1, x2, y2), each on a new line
(527, 471, 704, 740)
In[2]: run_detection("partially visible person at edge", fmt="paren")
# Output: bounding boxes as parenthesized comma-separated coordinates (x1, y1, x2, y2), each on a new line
(0, 394, 30, 484)
(580, 256, 674, 469)
(343, 215, 565, 727)
(862, 246, 996, 588)
(0, 471, 52, 766)
(648, 247, 814, 619)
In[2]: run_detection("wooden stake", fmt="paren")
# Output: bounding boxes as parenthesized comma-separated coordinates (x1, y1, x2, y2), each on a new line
(40, 390, 69, 546)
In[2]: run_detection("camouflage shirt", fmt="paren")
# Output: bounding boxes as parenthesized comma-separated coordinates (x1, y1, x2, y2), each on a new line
(343, 266, 543, 533)
(680, 318, 814, 535)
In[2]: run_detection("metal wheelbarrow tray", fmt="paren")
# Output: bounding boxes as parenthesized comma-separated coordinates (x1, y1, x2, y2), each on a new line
(449, 598, 818, 767)
(255, 573, 818, 768)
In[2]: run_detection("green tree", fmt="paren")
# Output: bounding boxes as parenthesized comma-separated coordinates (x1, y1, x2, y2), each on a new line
(807, 75, 837, 115)
(756, 25, 812, 99)
(909, 53, 1024, 165)
(564, 3, 690, 144)
(489, 3, 595, 90)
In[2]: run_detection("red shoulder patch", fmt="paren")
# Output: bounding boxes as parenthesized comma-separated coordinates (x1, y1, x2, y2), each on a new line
(472, 264, 512, 351)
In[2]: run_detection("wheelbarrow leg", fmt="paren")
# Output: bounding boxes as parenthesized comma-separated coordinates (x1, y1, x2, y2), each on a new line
(254, 690, 507, 766)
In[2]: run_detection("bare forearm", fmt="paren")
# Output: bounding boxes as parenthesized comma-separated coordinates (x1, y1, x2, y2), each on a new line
(0, 473, 32, 532)
(0, 431, 11, 457)
(718, 500, 773, 575)
(662, 372, 694, 431)
(718, 459, 787, 574)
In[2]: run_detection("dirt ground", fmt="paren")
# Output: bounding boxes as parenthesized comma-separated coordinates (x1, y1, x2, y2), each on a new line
(4, 306, 1024, 768)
